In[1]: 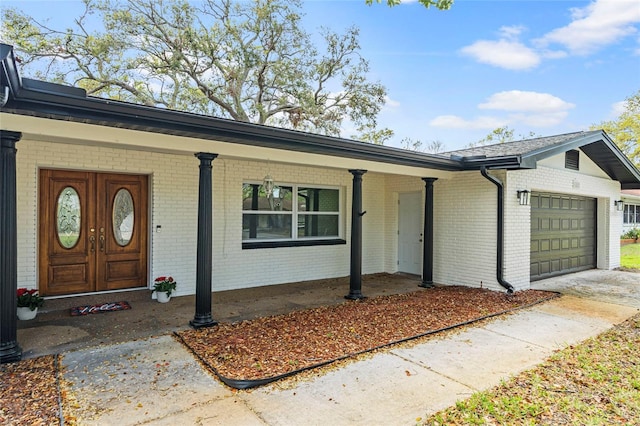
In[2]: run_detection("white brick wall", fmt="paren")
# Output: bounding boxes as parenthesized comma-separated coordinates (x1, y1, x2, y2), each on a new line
(16, 139, 390, 295)
(433, 172, 501, 290)
(15, 139, 624, 297)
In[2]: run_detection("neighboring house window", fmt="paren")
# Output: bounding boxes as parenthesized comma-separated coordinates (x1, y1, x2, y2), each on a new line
(624, 203, 640, 225)
(565, 150, 580, 170)
(242, 183, 343, 247)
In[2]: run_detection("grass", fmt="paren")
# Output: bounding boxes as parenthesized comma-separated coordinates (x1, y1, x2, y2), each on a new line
(421, 313, 640, 425)
(621, 243, 640, 269)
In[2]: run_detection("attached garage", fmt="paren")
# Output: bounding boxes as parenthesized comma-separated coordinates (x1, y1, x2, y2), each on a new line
(530, 192, 596, 281)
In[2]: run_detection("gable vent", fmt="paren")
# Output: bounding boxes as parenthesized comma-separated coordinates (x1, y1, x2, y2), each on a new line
(565, 150, 580, 170)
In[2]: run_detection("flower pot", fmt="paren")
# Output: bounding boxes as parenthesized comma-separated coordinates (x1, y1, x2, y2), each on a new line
(156, 292, 171, 303)
(17, 307, 38, 320)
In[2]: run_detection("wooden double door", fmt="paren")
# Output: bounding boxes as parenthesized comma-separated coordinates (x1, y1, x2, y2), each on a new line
(39, 170, 148, 296)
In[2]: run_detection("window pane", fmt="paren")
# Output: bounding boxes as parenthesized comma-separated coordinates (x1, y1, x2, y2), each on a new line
(243, 214, 292, 240)
(624, 205, 630, 224)
(113, 188, 134, 246)
(242, 184, 293, 211)
(298, 188, 339, 212)
(298, 214, 339, 237)
(56, 186, 81, 249)
(635, 205, 640, 223)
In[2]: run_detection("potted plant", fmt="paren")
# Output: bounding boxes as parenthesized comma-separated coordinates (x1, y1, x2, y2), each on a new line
(16, 288, 44, 320)
(153, 276, 177, 303)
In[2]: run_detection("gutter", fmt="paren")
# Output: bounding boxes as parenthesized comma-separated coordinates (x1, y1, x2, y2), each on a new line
(480, 166, 515, 294)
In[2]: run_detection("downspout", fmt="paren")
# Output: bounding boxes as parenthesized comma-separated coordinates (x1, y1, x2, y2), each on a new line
(480, 166, 515, 294)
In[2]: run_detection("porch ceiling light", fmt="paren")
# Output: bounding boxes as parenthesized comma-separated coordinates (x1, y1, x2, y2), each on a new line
(614, 200, 624, 212)
(263, 174, 275, 197)
(517, 190, 531, 206)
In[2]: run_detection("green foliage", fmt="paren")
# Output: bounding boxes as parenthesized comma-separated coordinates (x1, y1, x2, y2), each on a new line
(16, 288, 44, 310)
(400, 138, 446, 153)
(622, 228, 640, 240)
(591, 89, 640, 168)
(2, 0, 391, 141)
(153, 276, 177, 296)
(366, 0, 454, 10)
(466, 126, 540, 149)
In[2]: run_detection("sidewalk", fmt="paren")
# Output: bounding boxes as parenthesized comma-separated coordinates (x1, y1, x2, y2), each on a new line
(58, 271, 639, 425)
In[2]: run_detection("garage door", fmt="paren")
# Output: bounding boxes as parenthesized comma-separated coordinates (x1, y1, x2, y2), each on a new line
(530, 192, 596, 281)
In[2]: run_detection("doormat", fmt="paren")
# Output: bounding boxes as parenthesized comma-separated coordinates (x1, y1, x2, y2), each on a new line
(70, 301, 131, 316)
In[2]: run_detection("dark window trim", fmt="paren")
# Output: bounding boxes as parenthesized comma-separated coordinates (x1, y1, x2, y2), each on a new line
(243, 238, 346, 250)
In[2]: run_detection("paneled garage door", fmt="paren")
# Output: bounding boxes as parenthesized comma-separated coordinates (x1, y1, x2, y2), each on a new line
(530, 192, 596, 281)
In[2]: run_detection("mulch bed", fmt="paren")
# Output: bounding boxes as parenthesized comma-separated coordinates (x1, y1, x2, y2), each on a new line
(0, 355, 61, 425)
(176, 286, 557, 388)
(0, 286, 557, 423)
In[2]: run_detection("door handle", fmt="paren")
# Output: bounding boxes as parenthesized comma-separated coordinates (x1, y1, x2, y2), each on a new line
(99, 227, 105, 251)
(89, 235, 96, 252)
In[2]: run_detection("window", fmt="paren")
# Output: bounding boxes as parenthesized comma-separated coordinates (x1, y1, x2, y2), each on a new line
(242, 182, 344, 248)
(565, 150, 580, 170)
(624, 204, 640, 225)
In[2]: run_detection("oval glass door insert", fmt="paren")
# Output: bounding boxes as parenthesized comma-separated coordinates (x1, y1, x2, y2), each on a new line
(113, 188, 134, 246)
(56, 187, 81, 249)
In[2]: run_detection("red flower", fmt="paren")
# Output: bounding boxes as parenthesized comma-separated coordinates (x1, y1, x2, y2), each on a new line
(17, 288, 28, 297)
(155, 276, 166, 282)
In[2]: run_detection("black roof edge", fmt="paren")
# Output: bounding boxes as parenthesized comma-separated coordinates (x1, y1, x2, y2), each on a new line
(520, 130, 604, 163)
(0, 44, 22, 99)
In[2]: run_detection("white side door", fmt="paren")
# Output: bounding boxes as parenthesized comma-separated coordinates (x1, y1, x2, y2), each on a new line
(398, 192, 422, 275)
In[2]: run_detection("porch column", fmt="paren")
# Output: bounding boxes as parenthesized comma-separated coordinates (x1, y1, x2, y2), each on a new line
(419, 178, 438, 288)
(346, 169, 367, 300)
(0, 131, 22, 363)
(190, 152, 219, 329)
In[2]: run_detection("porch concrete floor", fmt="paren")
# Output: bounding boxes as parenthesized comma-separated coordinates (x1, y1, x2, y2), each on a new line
(17, 273, 423, 359)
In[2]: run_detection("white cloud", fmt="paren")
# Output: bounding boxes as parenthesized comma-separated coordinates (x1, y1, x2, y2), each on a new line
(508, 111, 571, 127)
(430, 91, 575, 130)
(383, 95, 401, 109)
(610, 100, 627, 118)
(429, 115, 507, 130)
(535, 0, 640, 55)
(460, 26, 541, 70)
(478, 90, 575, 113)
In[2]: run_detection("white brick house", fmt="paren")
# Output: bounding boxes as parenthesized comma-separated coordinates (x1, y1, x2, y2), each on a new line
(1, 41, 639, 310)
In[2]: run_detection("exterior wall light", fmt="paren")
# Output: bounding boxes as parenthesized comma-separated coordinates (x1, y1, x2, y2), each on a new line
(517, 190, 531, 206)
(262, 174, 275, 197)
(614, 200, 624, 212)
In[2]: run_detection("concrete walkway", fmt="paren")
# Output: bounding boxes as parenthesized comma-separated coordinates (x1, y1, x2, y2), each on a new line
(58, 270, 639, 425)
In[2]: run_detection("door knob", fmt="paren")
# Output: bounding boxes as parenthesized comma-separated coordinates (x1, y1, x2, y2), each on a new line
(89, 235, 96, 252)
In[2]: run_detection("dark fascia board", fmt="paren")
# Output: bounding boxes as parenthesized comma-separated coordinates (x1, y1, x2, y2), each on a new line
(0, 44, 22, 98)
(514, 130, 640, 186)
(3, 96, 462, 171)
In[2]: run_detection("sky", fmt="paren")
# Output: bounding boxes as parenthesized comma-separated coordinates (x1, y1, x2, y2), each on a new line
(2, 0, 640, 151)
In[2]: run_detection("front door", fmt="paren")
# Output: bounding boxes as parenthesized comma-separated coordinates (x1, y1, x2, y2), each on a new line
(39, 169, 148, 296)
(398, 192, 422, 275)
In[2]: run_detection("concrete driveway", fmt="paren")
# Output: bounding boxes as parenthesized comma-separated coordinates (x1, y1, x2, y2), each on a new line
(60, 270, 639, 425)
(531, 269, 640, 308)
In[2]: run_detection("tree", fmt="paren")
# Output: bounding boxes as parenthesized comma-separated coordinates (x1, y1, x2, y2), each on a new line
(591, 90, 640, 168)
(1, 0, 390, 140)
(466, 126, 539, 148)
(400, 137, 446, 153)
(367, 0, 454, 10)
